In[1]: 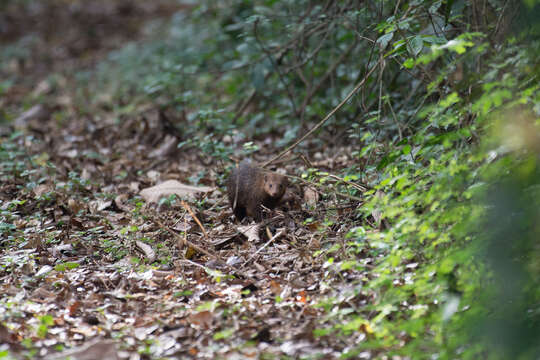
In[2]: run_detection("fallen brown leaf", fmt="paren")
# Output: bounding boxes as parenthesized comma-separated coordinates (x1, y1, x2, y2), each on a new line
(140, 180, 213, 203)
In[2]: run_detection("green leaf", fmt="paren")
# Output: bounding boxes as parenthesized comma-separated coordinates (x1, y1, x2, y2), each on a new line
(54, 262, 80, 272)
(402, 145, 412, 155)
(213, 328, 234, 340)
(403, 58, 415, 68)
(40, 315, 54, 326)
(409, 36, 423, 57)
(377, 32, 394, 49)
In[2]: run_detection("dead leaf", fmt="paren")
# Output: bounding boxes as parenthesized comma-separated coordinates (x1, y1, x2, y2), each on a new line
(148, 135, 178, 158)
(140, 180, 213, 203)
(35, 265, 54, 277)
(14, 104, 50, 128)
(81, 168, 92, 181)
(114, 194, 130, 212)
(34, 184, 52, 197)
(147, 170, 161, 182)
(135, 240, 156, 263)
(172, 222, 192, 232)
(69, 301, 81, 316)
(88, 199, 113, 213)
(237, 224, 260, 242)
(303, 186, 319, 206)
(134, 325, 159, 341)
(49, 339, 118, 360)
(50, 244, 74, 257)
(32, 79, 52, 97)
(188, 311, 213, 329)
(306, 221, 320, 231)
(184, 245, 197, 259)
(129, 181, 140, 192)
(295, 290, 308, 304)
(59, 148, 79, 158)
(0, 323, 15, 343)
(269, 280, 281, 295)
(68, 198, 83, 214)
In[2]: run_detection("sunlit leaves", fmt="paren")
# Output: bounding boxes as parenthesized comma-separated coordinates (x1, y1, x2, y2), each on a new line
(37, 315, 54, 338)
(377, 32, 394, 49)
(54, 262, 80, 272)
(408, 36, 424, 57)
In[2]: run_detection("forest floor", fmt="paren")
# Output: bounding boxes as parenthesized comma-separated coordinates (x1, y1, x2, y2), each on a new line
(1, 2, 376, 360)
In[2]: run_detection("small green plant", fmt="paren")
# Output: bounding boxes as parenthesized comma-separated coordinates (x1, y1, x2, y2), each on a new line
(36, 315, 54, 338)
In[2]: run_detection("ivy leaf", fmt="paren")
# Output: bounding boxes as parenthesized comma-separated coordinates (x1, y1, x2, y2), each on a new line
(252, 63, 266, 91)
(402, 144, 412, 155)
(403, 58, 415, 68)
(377, 32, 394, 49)
(409, 36, 423, 57)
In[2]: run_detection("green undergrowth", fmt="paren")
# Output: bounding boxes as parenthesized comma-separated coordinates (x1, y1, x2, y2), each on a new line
(333, 39, 540, 359)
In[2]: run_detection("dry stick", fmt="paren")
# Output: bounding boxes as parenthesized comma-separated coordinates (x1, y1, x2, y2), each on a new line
(242, 230, 285, 268)
(298, 39, 358, 121)
(233, 89, 257, 120)
(180, 259, 208, 270)
(262, 58, 381, 168)
(284, 22, 334, 74)
(151, 214, 217, 260)
(150, 212, 257, 281)
(254, 19, 298, 115)
(326, 174, 370, 192)
(180, 200, 208, 239)
(386, 97, 403, 141)
(377, 53, 384, 125)
(493, 0, 510, 38)
(286, 174, 364, 202)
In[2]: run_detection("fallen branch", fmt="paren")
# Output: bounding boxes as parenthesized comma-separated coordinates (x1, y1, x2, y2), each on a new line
(242, 229, 285, 268)
(181, 200, 208, 239)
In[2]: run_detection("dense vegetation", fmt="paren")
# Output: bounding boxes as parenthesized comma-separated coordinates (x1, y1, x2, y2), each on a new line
(1, 0, 539, 359)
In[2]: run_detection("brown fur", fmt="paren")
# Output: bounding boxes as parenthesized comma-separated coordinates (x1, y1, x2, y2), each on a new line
(227, 160, 288, 221)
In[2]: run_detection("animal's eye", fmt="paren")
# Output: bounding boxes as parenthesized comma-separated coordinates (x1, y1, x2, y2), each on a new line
(269, 184, 273, 188)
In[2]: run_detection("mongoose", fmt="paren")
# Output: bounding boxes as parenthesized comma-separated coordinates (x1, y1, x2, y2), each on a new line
(227, 160, 288, 221)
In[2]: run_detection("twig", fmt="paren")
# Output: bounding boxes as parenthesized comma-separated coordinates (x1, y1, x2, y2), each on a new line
(242, 229, 285, 268)
(297, 39, 358, 122)
(492, 0, 510, 38)
(180, 200, 208, 239)
(283, 22, 334, 73)
(148, 211, 259, 281)
(377, 48, 386, 125)
(180, 259, 209, 270)
(262, 57, 381, 168)
(254, 19, 298, 115)
(326, 174, 369, 192)
(150, 213, 217, 260)
(286, 174, 364, 202)
(233, 89, 257, 120)
(386, 96, 403, 141)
